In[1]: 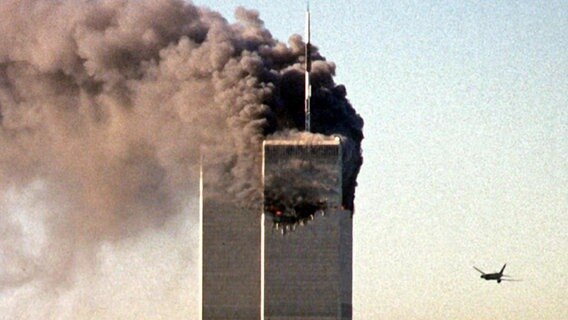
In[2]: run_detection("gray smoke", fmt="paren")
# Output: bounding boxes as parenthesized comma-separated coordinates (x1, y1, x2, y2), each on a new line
(0, 0, 363, 318)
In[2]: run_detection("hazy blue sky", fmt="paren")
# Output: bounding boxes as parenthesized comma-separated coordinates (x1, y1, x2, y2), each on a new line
(198, 1, 567, 319)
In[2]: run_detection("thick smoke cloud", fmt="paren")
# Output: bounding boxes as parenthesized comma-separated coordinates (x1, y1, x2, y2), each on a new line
(0, 0, 363, 318)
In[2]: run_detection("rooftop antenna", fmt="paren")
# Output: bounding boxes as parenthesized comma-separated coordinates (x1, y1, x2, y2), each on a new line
(304, 0, 312, 132)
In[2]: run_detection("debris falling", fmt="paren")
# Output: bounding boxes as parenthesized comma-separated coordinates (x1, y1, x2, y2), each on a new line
(0, 0, 363, 318)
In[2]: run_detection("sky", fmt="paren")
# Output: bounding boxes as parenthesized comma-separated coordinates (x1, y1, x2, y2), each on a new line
(196, 1, 568, 319)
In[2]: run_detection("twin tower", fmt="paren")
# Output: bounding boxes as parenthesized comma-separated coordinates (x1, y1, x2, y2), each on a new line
(199, 137, 353, 319)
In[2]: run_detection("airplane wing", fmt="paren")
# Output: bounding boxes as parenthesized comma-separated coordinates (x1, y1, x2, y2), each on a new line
(500, 278, 522, 282)
(473, 266, 485, 274)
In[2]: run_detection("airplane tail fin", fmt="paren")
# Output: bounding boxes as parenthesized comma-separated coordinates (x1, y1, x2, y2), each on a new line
(500, 263, 507, 275)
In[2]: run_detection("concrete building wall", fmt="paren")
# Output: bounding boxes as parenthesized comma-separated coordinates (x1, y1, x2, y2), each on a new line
(201, 174, 261, 319)
(262, 139, 352, 320)
(262, 210, 352, 320)
(338, 212, 353, 319)
(200, 138, 353, 320)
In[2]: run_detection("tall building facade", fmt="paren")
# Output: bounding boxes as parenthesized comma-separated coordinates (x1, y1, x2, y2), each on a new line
(262, 138, 352, 320)
(200, 166, 261, 319)
(200, 137, 352, 320)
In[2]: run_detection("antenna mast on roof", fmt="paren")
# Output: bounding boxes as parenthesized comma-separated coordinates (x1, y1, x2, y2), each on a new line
(304, 0, 312, 132)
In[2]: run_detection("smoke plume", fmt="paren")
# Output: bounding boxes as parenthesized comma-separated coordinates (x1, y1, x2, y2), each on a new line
(0, 0, 363, 318)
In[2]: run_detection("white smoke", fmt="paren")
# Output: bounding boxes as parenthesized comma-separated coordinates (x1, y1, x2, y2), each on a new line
(0, 1, 363, 318)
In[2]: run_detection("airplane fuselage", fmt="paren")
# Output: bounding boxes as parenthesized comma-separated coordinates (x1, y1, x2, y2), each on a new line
(481, 273, 502, 281)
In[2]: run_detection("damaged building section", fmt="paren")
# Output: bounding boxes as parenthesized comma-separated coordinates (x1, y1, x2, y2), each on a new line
(262, 136, 343, 232)
(261, 135, 353, 319)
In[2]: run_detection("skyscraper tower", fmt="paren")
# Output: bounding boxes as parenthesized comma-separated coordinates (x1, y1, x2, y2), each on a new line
(200, 137, 352, 320)
(199, 164, 261, 319)
(262, 137, 352, 319)
(200, 4, 352, 319)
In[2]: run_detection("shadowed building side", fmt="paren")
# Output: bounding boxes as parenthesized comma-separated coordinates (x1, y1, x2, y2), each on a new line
(262, 210, 352, 320)
(262, 138, 353, 320)
(200, 166, 261, 319)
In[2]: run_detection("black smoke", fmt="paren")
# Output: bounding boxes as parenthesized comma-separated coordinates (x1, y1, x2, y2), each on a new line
(273, 65, 364, 210)
(0, 0, 363, 318)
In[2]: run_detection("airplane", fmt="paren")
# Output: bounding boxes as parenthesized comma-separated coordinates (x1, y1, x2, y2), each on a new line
(473, 264, 519, 283)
